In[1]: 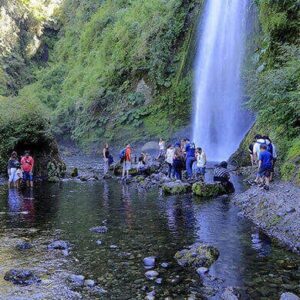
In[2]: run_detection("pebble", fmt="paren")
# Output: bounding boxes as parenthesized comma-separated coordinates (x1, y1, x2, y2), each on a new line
(196, 267, 209, 275)
(143, 256, 156, 267)
(145, 270, 159, 280)
(110, 245, 118, 249)
(155, 278, 162, 284)
(84, 279, 96, 287)
(69, 274, 85, 286)
(96, 240, 102, 245)
(161, 262, 169, 268)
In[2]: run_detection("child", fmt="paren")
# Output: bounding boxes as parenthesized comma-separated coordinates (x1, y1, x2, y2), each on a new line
(257, 144, 273, 191)
(15, 167, 23, 188)
(195, 148, 206, 181)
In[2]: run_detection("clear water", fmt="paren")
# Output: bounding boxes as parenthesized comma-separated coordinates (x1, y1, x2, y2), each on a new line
(0, 176, 299, 299)
(192, 0, 253, 161)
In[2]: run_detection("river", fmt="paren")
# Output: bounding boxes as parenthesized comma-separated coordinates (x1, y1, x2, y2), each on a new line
(0, 163, 299, 299)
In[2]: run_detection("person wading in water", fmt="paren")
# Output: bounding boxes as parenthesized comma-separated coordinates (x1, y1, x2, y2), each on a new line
(21, 151, 34, 188)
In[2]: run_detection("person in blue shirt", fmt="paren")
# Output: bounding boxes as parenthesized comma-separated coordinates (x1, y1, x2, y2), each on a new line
(258, 144, 273, 191)
(185, 139, 196, 179)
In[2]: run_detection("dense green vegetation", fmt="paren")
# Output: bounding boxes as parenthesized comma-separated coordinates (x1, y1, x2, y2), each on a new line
(0, 0, 299, 183)
(244, 0, 300, 183)
(14, 0, 202, 149)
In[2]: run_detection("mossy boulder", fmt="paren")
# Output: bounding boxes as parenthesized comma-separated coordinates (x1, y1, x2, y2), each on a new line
(175, 243, 219, 269)
(71, 168, 79, 177)
(162, 181, 191, 195)
(192, 182, 227, 198)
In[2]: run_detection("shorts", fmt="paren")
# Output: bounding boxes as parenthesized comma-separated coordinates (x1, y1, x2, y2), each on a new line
(123, 161, 131, 171)
(23, 171, 33, 182)
(258, 167, 271, 178)
(8, 168, 18, 183)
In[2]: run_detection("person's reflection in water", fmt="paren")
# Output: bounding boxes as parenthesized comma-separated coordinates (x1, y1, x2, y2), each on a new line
(165, 199, 177, 234)
(102, 180, 109, 209)
(21, 188, 36, 224)
(8, 189, 22, 214)
(121, 184, 133, 228)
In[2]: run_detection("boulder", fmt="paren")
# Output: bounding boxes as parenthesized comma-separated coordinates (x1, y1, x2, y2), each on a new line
(174, 243, 219, 269)
(192, 182, 227, 198)
(280, 293, 300, 300)
(89, 226, 108, 234)
(162, 181, 192, 195)
(4, 269, 41, 285)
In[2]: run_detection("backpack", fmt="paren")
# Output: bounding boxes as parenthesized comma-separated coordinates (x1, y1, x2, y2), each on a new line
(119, 149, 126, 160)
(266, 143, 273, 157)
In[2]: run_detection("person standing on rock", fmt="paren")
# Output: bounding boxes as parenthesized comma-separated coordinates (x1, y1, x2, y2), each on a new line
(21, 151, 34, 188)
(257, 144, 273, 191)
(263, 136, 277, 182)
(195, 148, 206, 180)
(173, 148, 184, 181)
(7, 151, 20, 188)
(165, 144, 175, 178)
(122, 144, 132, 179)
(185, 139, 196, 179)
(103, 143, 110, 175)
(157, 138, 166, 159)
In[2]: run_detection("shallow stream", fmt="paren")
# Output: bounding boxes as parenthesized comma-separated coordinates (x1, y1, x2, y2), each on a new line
(0, 171, 299, 299)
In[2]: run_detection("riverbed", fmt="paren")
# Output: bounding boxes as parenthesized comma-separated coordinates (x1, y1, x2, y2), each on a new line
(0, 172, 299, 299)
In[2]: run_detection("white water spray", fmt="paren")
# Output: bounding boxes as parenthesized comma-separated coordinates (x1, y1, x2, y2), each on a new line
(192, 0, 252, 161)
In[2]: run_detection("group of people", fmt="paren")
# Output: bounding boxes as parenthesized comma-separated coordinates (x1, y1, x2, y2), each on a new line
(161, 138, 207, 181)
(102, 138, 232, 188)
(249, 134, 277, 190)
(7, 151, 35, 188)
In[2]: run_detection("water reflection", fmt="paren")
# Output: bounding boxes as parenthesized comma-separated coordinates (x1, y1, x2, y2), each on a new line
(121, 183, 133, 228)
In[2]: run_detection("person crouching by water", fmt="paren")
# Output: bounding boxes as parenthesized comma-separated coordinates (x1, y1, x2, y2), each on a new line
(195, 148, 206, 181)
(173, 148, 184, 181)
(213, 161, 235, 193)
(7, 151, 20, 188)
(137, 152, 147, 174)
(122, 144, 132, 180)
(21, 151, 34, 188)
(165, 144, 175, 178)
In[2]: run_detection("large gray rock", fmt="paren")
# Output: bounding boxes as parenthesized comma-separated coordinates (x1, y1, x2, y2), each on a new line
(4, 269, 41, 285)
(280, 293, 300, 300)
(174, 242, 219, 269)
(162, 181, 192, 195)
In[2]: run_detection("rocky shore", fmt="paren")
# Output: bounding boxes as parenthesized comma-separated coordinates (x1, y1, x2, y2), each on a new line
(233, 167, 300, 254)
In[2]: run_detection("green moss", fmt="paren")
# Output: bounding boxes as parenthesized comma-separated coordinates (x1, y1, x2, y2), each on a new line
(192, 182, 227, 198)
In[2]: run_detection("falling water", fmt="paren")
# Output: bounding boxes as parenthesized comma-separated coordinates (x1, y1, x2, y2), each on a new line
(192, 0, 253, 161)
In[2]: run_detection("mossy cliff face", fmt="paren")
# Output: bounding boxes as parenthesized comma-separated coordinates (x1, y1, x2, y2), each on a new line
(0, 0, 61, 95)
(1, 0, 204, 151)
(232, 0, 300, 184)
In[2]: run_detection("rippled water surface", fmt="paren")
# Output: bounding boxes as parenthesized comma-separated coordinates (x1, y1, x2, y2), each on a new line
(0, 175, 299, 299)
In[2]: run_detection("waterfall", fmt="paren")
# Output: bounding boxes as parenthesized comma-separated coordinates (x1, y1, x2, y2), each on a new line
(192, 0, 253, 161)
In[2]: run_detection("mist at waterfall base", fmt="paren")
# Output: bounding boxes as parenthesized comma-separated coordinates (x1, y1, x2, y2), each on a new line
(192, 0, 254, 162)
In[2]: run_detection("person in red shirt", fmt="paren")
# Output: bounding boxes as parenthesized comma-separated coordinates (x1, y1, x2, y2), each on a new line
(122, 144, 132, 179)
(21, 151, 34, 187)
